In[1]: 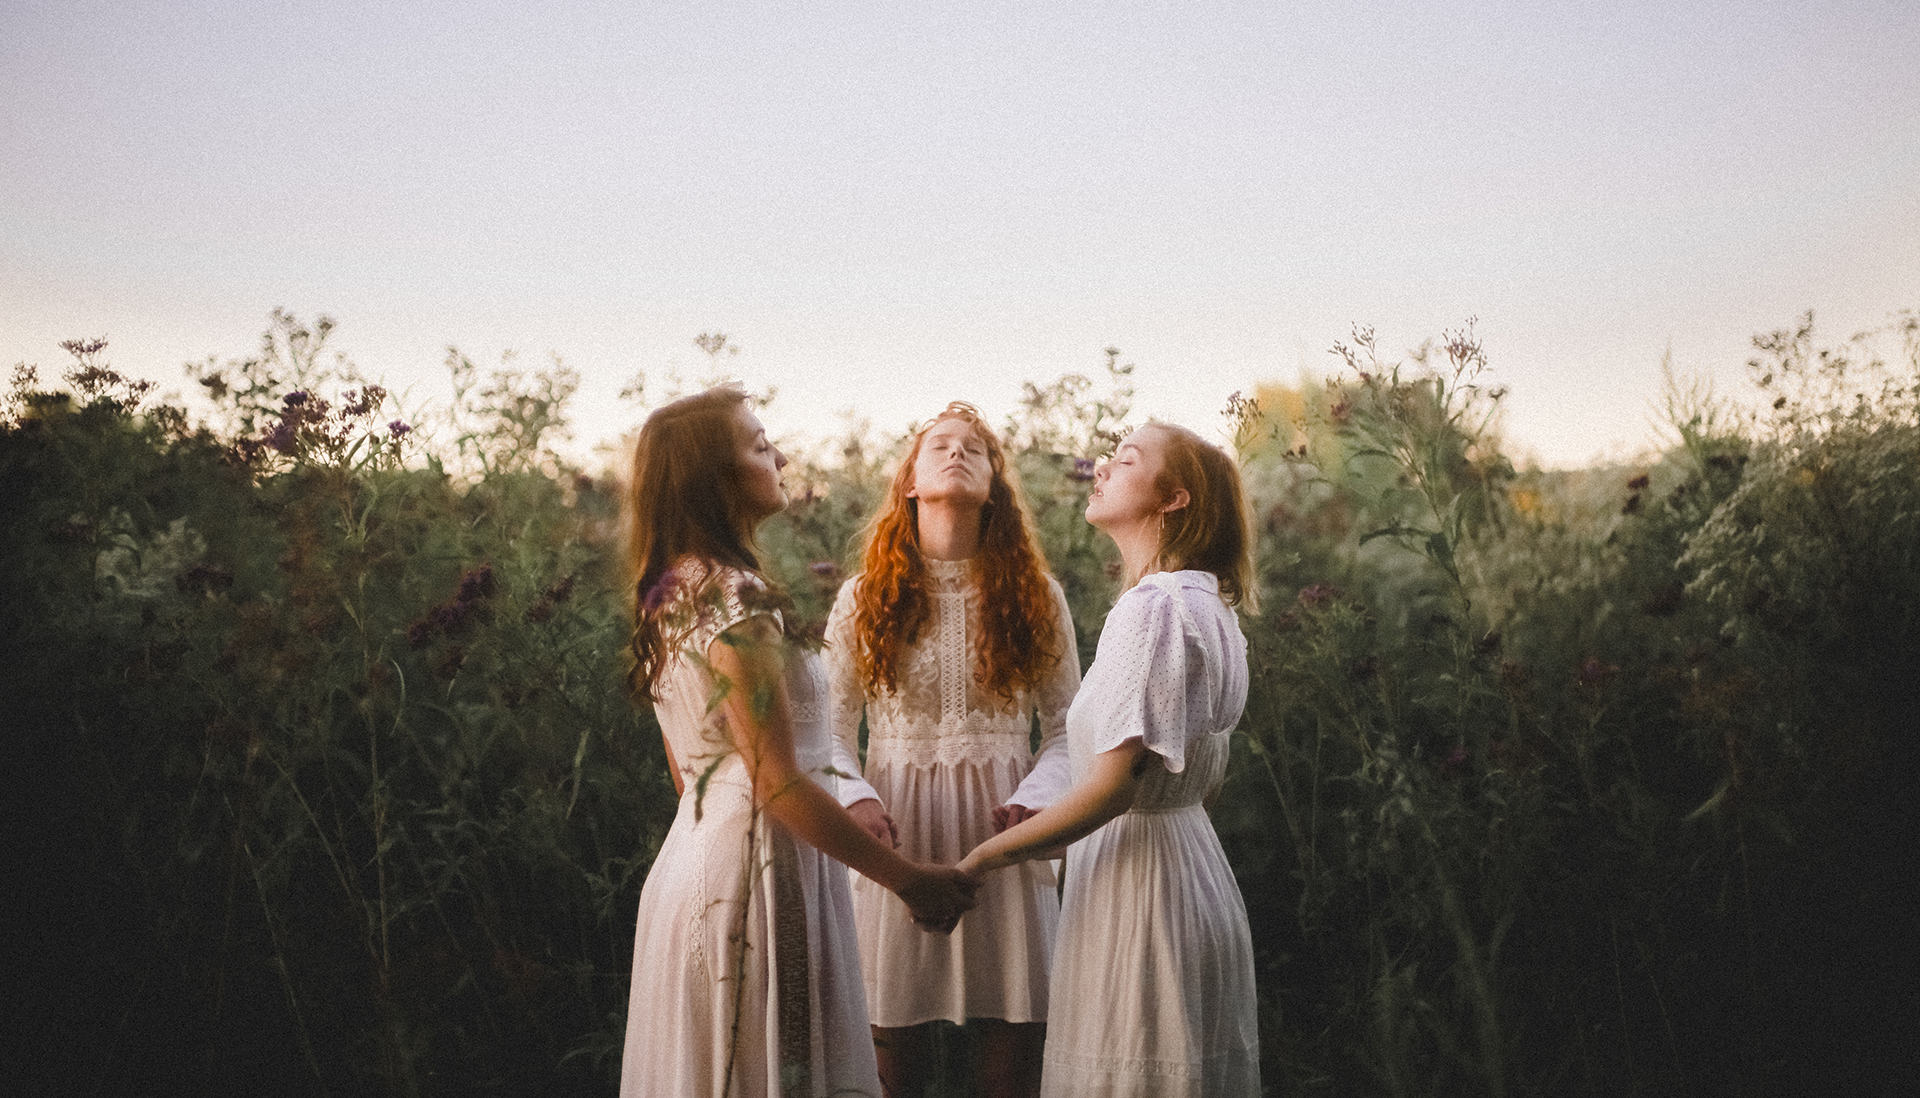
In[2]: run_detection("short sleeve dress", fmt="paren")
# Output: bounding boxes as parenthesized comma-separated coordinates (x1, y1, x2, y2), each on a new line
(823, 558, 1081, 1027)
(619, 562, 881, 1098)
(1039, 570, 1261, 1098)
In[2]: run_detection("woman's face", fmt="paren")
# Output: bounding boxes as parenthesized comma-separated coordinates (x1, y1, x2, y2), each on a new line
(1085, 426, 1177, 532)
(731, 402, 789, 522)
(907, 417, 993, 508)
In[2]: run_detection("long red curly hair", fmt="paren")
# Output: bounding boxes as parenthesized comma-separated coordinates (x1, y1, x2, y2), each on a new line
(851, 404, 1063, 706)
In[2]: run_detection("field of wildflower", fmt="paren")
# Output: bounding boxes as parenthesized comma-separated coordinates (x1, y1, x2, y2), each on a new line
(4, 309, 1914, 1096)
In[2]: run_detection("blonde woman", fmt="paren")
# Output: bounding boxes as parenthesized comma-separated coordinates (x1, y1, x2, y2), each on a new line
(618, 387, 977, 1098)
(825, 403, 1080, 1098)
(960, 423, 1261, 1097)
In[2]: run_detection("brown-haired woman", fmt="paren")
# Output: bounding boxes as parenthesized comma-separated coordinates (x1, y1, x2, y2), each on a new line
(822, 404, 1081, 1098)
(618, 387, 978, 1098)
(959, 422, 1261, 1097)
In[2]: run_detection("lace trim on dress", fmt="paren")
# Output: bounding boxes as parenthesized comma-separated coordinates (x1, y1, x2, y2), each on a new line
(768, 828, 812, 1096)
(865, 712, 1035, 766)
(929, 559, 971, 724)
(922, 557, 972, 594)
(834, 558, 1073, 774)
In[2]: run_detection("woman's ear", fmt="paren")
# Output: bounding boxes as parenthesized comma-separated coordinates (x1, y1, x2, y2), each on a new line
(1162, 487, 1191, 514)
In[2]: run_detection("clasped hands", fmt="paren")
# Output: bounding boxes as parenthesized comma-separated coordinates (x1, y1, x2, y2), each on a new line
(847, 796, 1039, 936)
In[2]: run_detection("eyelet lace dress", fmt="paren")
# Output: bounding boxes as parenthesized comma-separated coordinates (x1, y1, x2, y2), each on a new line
(825, 558, 1081, 1026)
(620, 563, 880, 1098)
(1040, 570, 1260, 1098)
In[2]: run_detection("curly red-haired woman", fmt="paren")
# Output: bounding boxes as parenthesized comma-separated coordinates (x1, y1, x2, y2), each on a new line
(824, 404, 1081, 1098)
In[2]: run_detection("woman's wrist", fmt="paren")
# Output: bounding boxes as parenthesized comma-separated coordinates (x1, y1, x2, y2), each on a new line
(959, 843, 1006, 877)
(869, 848, 922, 895)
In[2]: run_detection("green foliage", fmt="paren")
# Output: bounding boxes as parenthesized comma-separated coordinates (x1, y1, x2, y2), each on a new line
(6, 312, 1914, 1096)
(5, 329, 671, 1096)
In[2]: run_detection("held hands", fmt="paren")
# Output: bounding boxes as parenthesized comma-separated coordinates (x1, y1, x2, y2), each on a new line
(896, 864, 979, 936)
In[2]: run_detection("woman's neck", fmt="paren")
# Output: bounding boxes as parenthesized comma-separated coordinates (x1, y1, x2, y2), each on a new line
(1107, 517, 1165, 587)
(915, 499, 982, 561)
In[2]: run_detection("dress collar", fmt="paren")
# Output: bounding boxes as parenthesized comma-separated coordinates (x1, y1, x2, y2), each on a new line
(1137, 569, 1220, 596)
(924, 557, 972, 580)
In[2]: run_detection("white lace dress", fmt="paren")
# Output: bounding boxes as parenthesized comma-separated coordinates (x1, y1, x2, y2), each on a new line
(620, 565, 880, 1098)
(1040, 570, 1260, 1098)
(825, 558, 1081, 1027)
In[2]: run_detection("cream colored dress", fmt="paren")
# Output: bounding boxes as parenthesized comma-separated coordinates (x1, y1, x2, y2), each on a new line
(620, 564, 880, 1098)
(825, 558, 1080, 1027)
(1040, 570, 1260, 1097)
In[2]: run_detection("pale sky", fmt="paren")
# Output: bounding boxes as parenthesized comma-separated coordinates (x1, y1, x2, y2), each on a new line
(5, 0, 1917, 467)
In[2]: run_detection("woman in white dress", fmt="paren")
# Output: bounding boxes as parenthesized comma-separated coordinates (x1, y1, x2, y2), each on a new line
(823, 403, 1081, 1098)
(618, 386, 979, 1098)
(958, 422, 1261, 1097)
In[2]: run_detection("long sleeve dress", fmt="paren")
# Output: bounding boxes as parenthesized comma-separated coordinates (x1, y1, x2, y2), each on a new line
(620, 564, 881, 1098)
(1040, 570, 1260, 1098)
(823, 557, 1081, 1027)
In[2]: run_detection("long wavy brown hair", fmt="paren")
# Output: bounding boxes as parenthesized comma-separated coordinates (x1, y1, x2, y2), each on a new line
(623, 386, 764, 700)
(851, 403, 1062, 705)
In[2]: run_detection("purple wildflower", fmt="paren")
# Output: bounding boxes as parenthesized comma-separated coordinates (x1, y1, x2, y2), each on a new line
(429, 602, 471, 633)
(1297, 584, 1341, 609)
(388, 420, 411, 439)
(1069, 457, 1097, 482)
(809, 561, 839, 577)
(457, 564, 495, 602)
(341, 384, 386, 417)
(264, 421, 297, 454)
(284, 391, 309, 407)
(642, 571, 678, 613)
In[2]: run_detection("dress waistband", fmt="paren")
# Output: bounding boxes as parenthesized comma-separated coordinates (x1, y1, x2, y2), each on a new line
(1125, 802, 1209, 817)
(866, 728, 1033, 767)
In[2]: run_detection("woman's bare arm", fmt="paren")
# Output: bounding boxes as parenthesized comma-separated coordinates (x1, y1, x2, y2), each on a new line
(959, 737, 1151, 876)
(708, 617, 975, 923)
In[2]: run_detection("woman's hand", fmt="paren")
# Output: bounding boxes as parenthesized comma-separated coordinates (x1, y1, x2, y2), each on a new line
(896, 864, 979, 935)
(955, 738, 1151, 877)
(990, 803, 1041, 833)
(847, 797, 900, 848)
